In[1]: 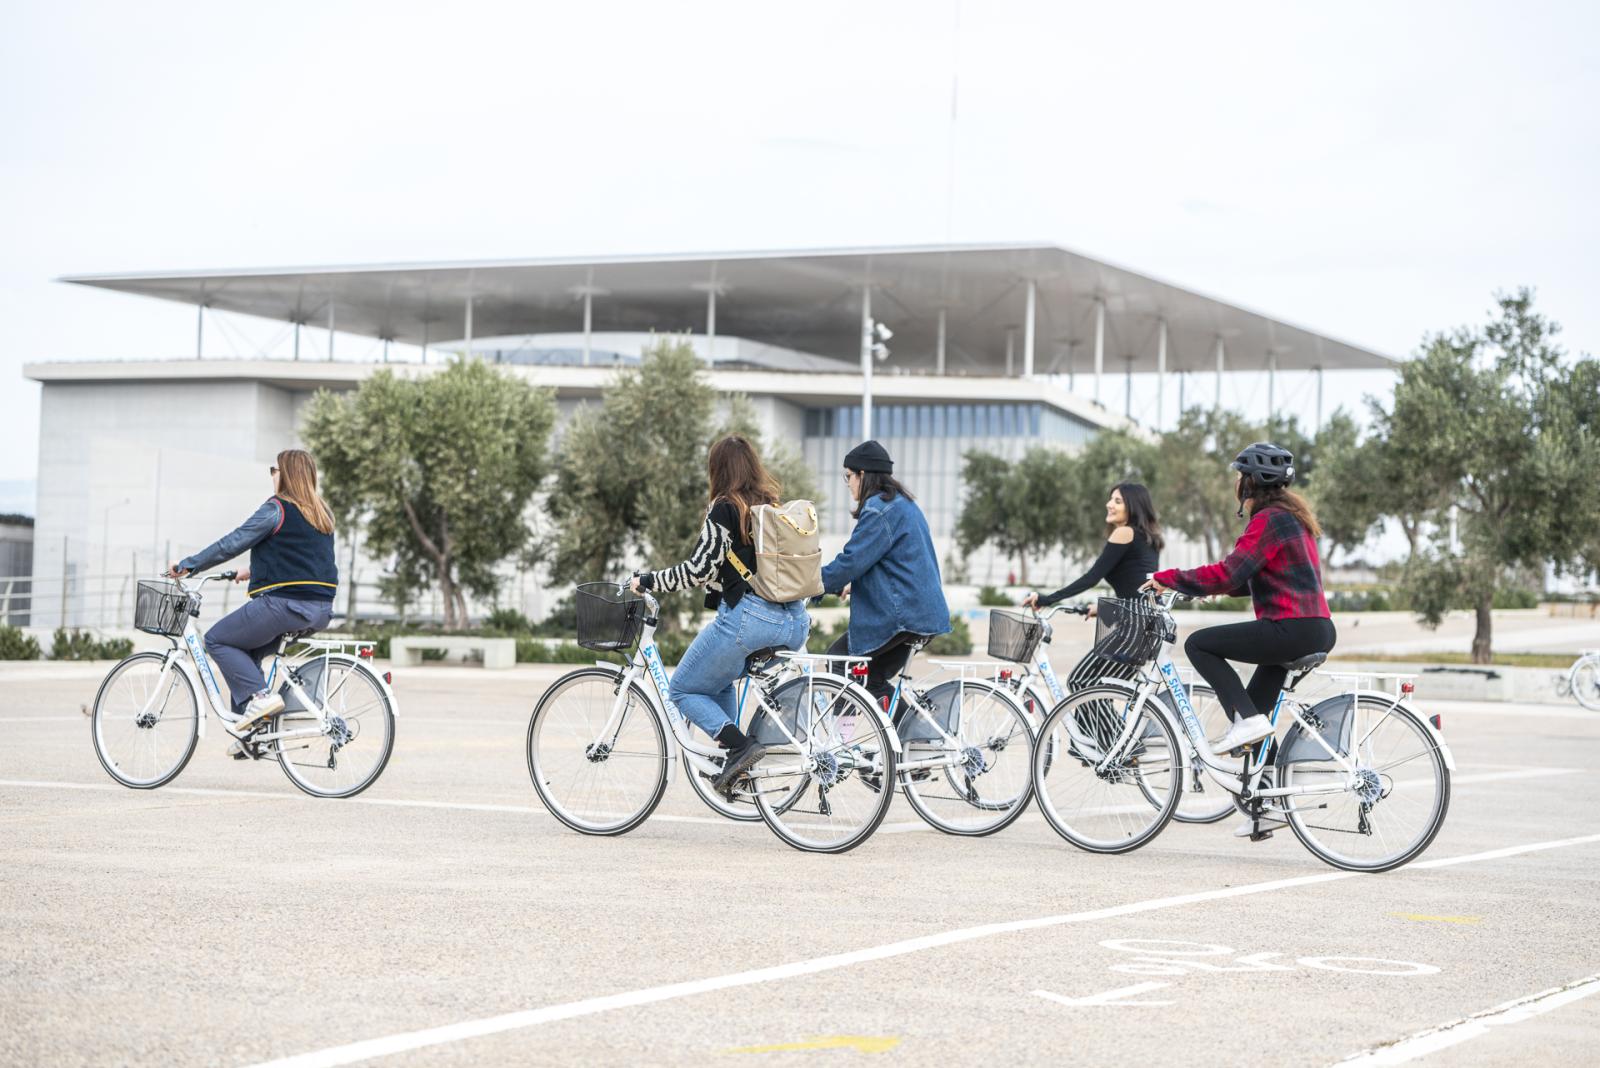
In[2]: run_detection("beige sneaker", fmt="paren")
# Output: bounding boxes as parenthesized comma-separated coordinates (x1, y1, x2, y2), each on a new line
(234, 691, 285, 733)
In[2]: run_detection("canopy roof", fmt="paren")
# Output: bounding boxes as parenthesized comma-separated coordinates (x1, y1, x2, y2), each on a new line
(62, 243, 1393, 375)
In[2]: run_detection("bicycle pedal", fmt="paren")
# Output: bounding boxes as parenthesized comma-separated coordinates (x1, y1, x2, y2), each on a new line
(1248, 829, 1275, 842)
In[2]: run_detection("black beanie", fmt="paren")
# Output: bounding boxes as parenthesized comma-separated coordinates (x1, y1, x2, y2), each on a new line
(843, 440, 893, 473)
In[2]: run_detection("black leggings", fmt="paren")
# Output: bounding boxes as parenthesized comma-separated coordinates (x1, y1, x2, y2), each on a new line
(827, 631, 922, 703)
(1183, 617, 1337, 722)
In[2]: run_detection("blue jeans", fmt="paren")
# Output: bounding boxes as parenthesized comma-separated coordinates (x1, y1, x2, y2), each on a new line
(668, 594, 810, 737)
(204, 595, 333, 714)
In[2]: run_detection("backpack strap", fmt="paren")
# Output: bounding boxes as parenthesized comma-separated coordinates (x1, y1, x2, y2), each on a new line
(725, 547, 754, 582)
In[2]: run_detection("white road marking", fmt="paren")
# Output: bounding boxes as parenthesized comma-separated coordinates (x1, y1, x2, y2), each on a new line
(1032, 981, 1174, 1007)
(0, 716, 88, 722)
(1338, 973, 1600, 1064)
(238, 832, 1600, 1068)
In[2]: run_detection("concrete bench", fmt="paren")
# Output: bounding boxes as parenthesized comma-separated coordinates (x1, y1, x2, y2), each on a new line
(390, 635, 517, 670)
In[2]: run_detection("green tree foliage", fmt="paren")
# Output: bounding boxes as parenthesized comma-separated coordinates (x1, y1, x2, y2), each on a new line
(1381, 290, 1600, 662)
(954, 448, 1073, 585)
(1157, 407, 1258, 560)
(303, 358, 557, 629)
(542, 337, 815, 624)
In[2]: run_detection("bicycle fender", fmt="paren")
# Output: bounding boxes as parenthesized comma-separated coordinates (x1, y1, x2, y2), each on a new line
(842, 679, 902, 754)
(1346, 689, 1455, 770)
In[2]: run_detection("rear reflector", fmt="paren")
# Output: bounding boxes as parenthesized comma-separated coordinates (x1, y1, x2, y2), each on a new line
(1429, 714, 1442, 731)
(358, 646, 374, 659)
(849, 664, 869, 677)
(999, 669, 1013, 680)
(1400, 681, 1415, 694)
(383, 671, 393, 685)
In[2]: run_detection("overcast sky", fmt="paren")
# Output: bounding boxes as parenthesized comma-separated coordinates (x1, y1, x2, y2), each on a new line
(3, 0, 1596, 512)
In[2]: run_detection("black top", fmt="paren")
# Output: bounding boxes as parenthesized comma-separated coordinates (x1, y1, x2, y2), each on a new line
(1038, 528, 1158, 605)
(642, 499, 756, 610)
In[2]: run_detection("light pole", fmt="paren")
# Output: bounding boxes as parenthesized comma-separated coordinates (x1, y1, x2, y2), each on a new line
(859, 306, 892, 440)
(100, 497, 131, 626)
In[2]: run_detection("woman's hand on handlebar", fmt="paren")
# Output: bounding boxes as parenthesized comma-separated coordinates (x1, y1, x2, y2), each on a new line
(1139, 577, 1171, 595)
(1020, 591, 1040, 610)
(1084, 602, 1097, 619)
(233, 568, 250, 584)
(166, 562, 189, 578)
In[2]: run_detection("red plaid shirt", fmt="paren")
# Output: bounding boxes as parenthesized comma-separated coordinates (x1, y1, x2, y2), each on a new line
(1153, 506, 1329, 620)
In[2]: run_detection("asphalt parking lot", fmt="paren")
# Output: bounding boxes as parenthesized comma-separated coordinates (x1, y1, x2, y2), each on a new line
(2, 660, 1597, 1067)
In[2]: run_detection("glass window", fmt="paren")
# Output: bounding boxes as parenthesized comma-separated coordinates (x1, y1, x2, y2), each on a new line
(933, 405, 946, 437)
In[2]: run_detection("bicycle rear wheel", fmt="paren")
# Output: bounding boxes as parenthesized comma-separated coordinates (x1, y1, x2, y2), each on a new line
(1032, 686, 1181, 854)
(527, 667, 668, 835)
(1570, 658, 1600, 711)
(1279, 697, 1450, 873)
(900, 679, 1035, 836)
(91, 652, 200, 789)
(274, 656, 395, 799)
(750, 674, 895, 853)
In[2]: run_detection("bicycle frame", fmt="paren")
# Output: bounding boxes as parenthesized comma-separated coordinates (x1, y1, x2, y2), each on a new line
(588, 588, 898, 791)
(134, 574, 393, 745)
(893, 658, 1029, 776)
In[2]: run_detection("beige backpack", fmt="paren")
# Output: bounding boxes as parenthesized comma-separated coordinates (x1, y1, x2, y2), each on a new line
(726, 500, 824, 603)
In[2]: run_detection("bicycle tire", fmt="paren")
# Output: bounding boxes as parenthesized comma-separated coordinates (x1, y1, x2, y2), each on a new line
(273, 656, 396, 799)
(902, 678, 1035, 836)
(91, 652, 200, 790)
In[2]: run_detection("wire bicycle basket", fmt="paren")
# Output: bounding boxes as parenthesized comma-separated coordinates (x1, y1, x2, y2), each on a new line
(133, 580, 194, 637)
(574, 583, 645, 651)
(987, 609, 1044, 663)
(1092, 597, 1175, 666)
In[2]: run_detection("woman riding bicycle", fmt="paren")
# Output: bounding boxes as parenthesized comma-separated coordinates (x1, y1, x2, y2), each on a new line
(630, 435, 810, 796)
(1022, 482, 1162, 693)
(1142, 442, 1336, 758)
(167, 449, 338, 752)
(819, 440, 950, 707)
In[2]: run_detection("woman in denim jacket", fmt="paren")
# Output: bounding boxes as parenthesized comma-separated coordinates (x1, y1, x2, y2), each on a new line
(820, 440, 951, 704)
(631, 435, 810, 796)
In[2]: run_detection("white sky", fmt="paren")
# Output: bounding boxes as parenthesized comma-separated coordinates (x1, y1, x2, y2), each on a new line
(2, 0, 1596, 509)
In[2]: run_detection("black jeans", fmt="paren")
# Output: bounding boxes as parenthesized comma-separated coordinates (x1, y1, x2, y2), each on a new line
(826, 631, 923, 704)
(1183, 617, 1337, 722)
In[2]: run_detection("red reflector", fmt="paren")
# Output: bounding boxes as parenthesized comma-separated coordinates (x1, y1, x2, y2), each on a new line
(358, 646, 373, 659)
(999, 669, 1012, 680)
(1430, 713, 1442, 731)
(1400, 681, 1414, 694)
(383, 671, 393, 685)
(849, 664, 869, 677)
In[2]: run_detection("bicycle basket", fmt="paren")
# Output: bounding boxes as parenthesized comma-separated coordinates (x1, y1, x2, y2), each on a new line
(133, 579, 192, 637)
(1091, 597, 1173, 666)
(987, 609, 1043, 663)
(574, 583, 644, 651)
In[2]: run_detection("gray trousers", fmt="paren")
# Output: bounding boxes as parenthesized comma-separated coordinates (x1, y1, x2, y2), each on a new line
(204, 595, 333, 714)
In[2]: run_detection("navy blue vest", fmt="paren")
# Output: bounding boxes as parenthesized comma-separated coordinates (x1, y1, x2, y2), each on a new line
(248, 498, 338, 601)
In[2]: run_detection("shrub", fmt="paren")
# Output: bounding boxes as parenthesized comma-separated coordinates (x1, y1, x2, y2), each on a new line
(1492, 587, 1540, 610)
(815, 594, 843, 609)
(1192, 596, 1252, 612)
(977, 585, 1012, 607)
(50, 628, 134, 661)
(925, 616, 973, 656)
(515, 638, 624, 665)
(483, 607, 534, 634)
(0, 625, 40, 660)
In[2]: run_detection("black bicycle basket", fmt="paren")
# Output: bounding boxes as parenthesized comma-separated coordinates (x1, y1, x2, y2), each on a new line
(987, 609, 1044, 663)
(133, 579, 192, 637)
(1091, 597, 1173, 665)
(574, 583, 645, 651)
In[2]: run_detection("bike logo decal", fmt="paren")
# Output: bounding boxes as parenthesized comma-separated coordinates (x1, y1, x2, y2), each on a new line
(642, 644, 683, 725)
(185, 632, 223, 703)
(1158, 658, 1203, 739)
(1038, 658, 1064, 701)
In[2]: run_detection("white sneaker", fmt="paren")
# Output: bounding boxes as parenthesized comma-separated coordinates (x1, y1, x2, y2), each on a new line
(234, 691, 285, 733)
(1216, 715, 1274, 753)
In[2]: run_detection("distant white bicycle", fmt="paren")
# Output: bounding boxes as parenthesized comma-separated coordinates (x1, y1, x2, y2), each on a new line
(1031, 592, 1455, 873)
(90, 573, 398, 798)
(1556, 649, 1600, 710)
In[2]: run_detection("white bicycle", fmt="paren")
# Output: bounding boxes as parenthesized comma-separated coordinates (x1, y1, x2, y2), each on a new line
(1031, 592, 1454, 873)
(91, 573, 398, 798)
(526, 582, 900, 853)
(1556, 649, 1600, 710)
(988, 605, 1234, 824)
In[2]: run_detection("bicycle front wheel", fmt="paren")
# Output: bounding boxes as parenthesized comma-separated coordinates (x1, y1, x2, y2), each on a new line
(1570, 658, 1600, 711)
(91, 652, 200, 789)
(527, 668, 668, 835)
(1279, 698, 1451, 873)
(274, 656, 395, 799)
(751, 674, 895, 854)
(1032, 686, 1182, 854)
(900, 679, 1035, 836)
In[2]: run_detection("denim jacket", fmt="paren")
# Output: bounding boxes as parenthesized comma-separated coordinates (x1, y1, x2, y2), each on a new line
(820, 492, 951, 655)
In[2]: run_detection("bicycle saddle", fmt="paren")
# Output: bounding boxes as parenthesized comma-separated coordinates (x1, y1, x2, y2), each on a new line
(1280, 652, 1327, 673)
(743, 646, 783, 677)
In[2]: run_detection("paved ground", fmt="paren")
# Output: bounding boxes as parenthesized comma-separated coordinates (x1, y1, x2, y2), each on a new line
(1, 658, 1596, 1067)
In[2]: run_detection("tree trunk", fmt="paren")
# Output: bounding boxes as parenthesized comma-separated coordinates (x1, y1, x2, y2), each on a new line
(1471, 590, 1493, 665)
(1018, 550, 1028, 587)
(437, 563, 460, 630)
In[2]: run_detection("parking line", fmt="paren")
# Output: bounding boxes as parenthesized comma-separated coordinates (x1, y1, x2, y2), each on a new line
(1338, 973, 1600, 1064)
(240, 832, 1600, 1068)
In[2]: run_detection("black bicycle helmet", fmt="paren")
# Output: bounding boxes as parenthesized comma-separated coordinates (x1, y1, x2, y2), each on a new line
(1230, 441, 1296, 487)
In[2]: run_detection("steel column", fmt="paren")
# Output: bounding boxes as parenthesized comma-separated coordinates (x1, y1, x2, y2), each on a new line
(1215, 337, 1225, 409)
(1093, 299, 1105, 404)
(860, 284, 874, 440)
(935, 307, 947, 375)
(1022, 279, 1036, 378)
(1156, 318, 1168, 431)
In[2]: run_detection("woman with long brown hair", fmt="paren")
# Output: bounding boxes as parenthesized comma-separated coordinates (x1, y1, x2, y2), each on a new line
(1143, 442, 1336, 835)
(630, 434, 810, 796)
(168, 448, 339, 756)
